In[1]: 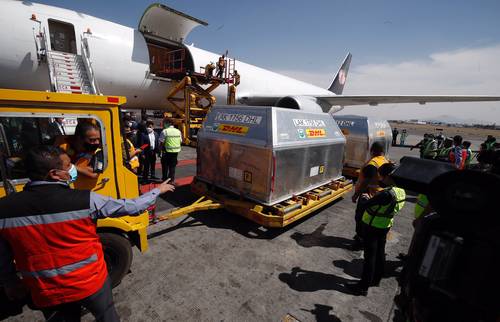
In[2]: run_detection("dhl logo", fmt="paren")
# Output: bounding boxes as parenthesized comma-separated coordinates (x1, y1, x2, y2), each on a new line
(306, 128, 326, 138)
(217, 124, 249, 135)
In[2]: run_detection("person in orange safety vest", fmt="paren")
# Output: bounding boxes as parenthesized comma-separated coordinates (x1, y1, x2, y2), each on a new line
(0, 146, 175, 321)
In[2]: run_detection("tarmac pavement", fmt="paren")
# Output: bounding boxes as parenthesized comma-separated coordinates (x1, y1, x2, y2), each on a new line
(9, 146, 420, 322)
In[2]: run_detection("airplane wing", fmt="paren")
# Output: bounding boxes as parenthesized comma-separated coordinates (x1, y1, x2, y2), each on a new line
(239, 52, 500, 112)
(239, 94, 500, 113)
(316, 95, 500, 107)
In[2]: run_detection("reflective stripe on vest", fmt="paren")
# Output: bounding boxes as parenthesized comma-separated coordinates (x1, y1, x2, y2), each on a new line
(414, 193, 429, 219)
(164, 127, 181, 153)
(21, 253, 97, 278)
(362, 187, 406, 229)
(0, 208, 89, 228)
(438, 147, 451, 158)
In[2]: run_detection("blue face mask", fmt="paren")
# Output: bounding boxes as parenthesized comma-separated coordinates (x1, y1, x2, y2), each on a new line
(67, 164, 78, 183)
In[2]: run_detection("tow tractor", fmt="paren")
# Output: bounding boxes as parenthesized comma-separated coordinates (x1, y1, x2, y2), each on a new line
(0, 89, 147, 287)
(0, 89, 352, 288)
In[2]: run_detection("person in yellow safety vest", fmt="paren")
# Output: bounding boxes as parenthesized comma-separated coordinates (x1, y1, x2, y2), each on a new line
(422, 134, 438, 159)
(347, 163, 406, 296)
(123, 125, 141, 173)
(159, 120, 182, 183)
(233, 70, 241, 86)
(411, 133, 430, 158)
(205, 62, 215, 79)
(351, 142, 389, 249)
(413, 193, 432, 228)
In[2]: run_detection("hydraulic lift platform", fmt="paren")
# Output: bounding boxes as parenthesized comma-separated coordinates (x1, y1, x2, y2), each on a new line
(154, 177, 353, 228)
(160, 48, 238, 147)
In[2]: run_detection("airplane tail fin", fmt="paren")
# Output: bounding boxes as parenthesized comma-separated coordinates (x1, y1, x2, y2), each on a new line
(328, 53, 352, 95)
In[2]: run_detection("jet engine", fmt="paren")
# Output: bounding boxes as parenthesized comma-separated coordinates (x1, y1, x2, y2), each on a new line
(329, 105, 345, 113)
(275, 95, 344, 114)
(275, 96, 325, 113)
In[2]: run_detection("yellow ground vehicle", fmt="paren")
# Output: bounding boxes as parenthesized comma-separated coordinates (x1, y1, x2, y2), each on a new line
(0, 89, 148, 287)
(158, 178, 353, 228)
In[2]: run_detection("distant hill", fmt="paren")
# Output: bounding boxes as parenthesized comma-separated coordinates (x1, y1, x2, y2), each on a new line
(421, 114, 495, 125)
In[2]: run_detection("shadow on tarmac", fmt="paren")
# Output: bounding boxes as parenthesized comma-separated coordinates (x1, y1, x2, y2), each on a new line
(152, 185, 346, 240)
(278, 267, 359, 295)
(290, 223, 356, 250)
(301, 304, 341, 322)
(333, 259, 403, 279)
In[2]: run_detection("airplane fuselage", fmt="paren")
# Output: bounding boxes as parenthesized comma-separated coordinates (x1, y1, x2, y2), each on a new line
(0, 1, 332, 109)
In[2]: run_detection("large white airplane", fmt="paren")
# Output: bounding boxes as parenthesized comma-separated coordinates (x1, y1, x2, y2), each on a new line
(0, 1, 499, 113)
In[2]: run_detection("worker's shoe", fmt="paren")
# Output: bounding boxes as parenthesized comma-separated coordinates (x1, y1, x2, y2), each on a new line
(345, 281, 368, 296)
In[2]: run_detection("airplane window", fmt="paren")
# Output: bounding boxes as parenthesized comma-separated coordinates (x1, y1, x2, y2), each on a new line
(0, 116, 104, 181)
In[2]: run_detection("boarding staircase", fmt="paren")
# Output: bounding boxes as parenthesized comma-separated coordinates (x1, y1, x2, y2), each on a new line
(36, 28, 100, 95)
(46, 51, 94, 94)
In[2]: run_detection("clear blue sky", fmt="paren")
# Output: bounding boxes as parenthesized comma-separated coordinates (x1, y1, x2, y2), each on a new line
(36, 0, 500, 71)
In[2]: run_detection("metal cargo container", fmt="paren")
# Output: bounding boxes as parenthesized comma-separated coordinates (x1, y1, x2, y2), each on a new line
(197, 106, 346, 205)
(332, 115, 392, 169)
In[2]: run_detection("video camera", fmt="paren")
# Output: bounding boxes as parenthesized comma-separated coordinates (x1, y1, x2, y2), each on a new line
(390, 157, 500, 322)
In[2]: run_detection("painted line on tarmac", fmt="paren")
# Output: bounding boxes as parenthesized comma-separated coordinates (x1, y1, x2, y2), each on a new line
(154, 158, 196, 169)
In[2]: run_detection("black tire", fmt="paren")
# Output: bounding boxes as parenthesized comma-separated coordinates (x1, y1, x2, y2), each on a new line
(98, 232, 133, 288)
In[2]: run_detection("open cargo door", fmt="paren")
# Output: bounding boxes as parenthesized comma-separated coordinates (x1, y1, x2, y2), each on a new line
(139, 3, 208, 44)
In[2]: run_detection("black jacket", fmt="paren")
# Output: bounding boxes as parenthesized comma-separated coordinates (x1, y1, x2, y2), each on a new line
(139, 131, 159, 154)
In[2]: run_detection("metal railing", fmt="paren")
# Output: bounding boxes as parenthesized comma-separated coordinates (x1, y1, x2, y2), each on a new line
(80, 35, 101, 95)
(162, 48, 185, 74)
(41, 27, 58, 92)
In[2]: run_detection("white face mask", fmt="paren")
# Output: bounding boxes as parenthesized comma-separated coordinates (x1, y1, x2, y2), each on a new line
(147, 127, 153, 134)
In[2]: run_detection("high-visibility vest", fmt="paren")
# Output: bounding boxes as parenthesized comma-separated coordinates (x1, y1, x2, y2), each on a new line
(485, 141, 496, 150)
(437, 147, 452, 159)
(0, 183, 107, 307)
(355, 155, 389, 196)
(125, 138, 139, 169)
(414, 193, 429, 219)
(418, 139, 428, 157)
(163, 126, 181, 153)
(362, 187, 406, 229)
(423, 139, 437, 158)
